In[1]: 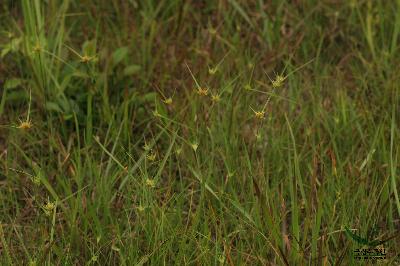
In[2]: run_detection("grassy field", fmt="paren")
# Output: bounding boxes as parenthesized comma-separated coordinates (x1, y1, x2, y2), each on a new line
(1, 0, 400, 265)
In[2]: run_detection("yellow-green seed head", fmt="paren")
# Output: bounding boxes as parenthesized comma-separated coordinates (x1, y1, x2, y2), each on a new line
(190, 142, 199, 152)
(211, 94, 221, 102)
(196, 88, 209, 96)
(145, 178, 156, 188)
(272, 75, 285, 88)
(163, 98, 173, 105)
(253, 110, 265, 119)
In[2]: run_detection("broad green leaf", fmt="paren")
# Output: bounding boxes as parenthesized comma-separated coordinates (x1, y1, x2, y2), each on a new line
(123, 64, 141, 76)
(4, 78, 23, 89)
(141, 92, 157, 102)
(45, 102, 63, 113)
(112, 47, 129, 66)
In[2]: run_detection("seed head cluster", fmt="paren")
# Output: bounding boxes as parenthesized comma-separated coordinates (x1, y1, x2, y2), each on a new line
(272, 74, 285, 88)
(253, 110, 265, 120)
(17, 119, 32, 130)
(196, 87, 209, 96)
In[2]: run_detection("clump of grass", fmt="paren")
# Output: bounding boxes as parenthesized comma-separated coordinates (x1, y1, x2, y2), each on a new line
(1, 1, 399, 265)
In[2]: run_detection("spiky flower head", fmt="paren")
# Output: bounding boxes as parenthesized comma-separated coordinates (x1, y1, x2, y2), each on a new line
(17, 119, 32, 130)
(196, 87, 209, 96)
(145, 178, 156, 188)
(152, 109, 161, 118)
(43, 200, 56, 216)
(244, 84, 252, 91)
(143, 143, 151, 151)
(163, 97, 173, 105)
(175, 147, 182, 155)
(80, 54, 93, 63)
(190, 142, 199, 152)
(272, 74, 285, 88)
(137, 205, 146, 212)
(32, 175, 41, 186)
(33, 42, 42, 53)
(146, 151, 156, 161)
(252, 109, 265, 120)
(211, 94, 221, 103)
(208, 67, 218, 75)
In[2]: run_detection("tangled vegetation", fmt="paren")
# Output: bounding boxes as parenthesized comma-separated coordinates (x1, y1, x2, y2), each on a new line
(1, 0, 400, 265)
